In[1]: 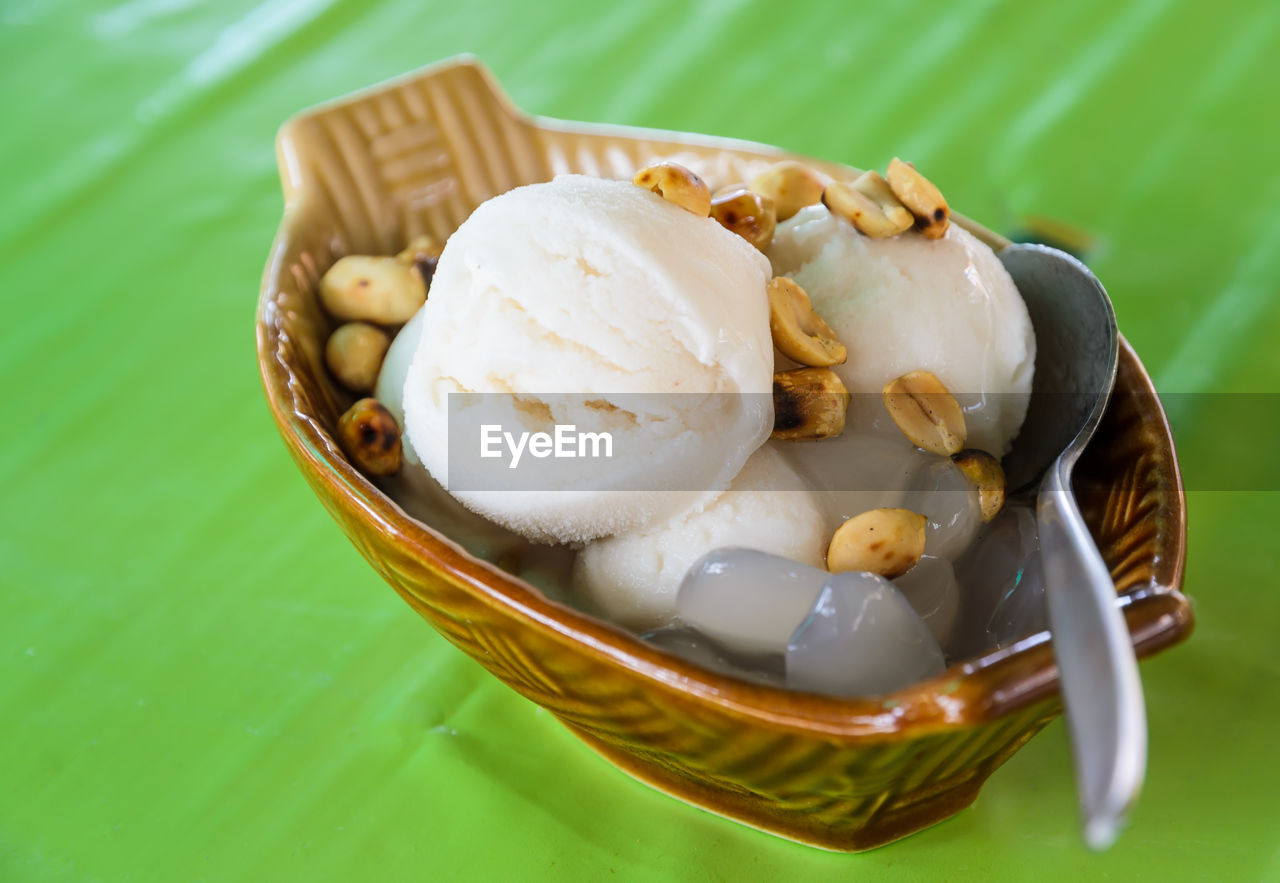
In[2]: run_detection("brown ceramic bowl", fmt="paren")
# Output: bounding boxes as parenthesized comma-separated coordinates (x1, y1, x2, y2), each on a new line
(256, 56, 1192, 851)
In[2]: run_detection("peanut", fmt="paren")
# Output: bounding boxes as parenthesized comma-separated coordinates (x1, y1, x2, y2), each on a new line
(951, 449, 1007, 522)
(632, 162, 711, 217)
(337, 398, 402, 476)
(882, 370, 967, 456)
(772, 367, 849, 441)
(710, 188, 777, 250)
(396, 234, 443, 288)
(767, 277, 846, 367)
(750, 161, 826, 221)
(822, 171, 914, 238)
(827, 508, 927, 578)
(886, 158, 949, 239)
(325, 322, 391, 393)
(319, 255, 426, 324)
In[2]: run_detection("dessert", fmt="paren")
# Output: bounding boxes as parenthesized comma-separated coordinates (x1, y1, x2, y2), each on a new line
(676, 549, 946, 696)
(325, 322, 391, 393)
(401, 175, 774, 544)
(769, 201, 1035, 455)
(573, 445, 825, 629)
(826, 508, 927, 578)
(786, 568, 946, 696)
(336, 398, 402, 476)
(319, 254, 426, 324)
(318, 155, 1042, 698)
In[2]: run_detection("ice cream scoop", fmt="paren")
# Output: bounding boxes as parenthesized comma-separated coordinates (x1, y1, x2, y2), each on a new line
(401, 175, 775, 544)
(375, 305, 424, 460)
(573, 445, 825, 629)
(768, 205, 1036, 456)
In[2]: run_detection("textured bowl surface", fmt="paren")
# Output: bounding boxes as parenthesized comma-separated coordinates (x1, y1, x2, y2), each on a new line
(256, 56, 1192, 851)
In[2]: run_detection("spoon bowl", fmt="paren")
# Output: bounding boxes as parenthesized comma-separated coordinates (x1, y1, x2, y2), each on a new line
(998, 243, 1143, 850)
(1001, 244, 1120, 492)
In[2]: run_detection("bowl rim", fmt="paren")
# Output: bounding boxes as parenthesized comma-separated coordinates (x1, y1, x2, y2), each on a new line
(257, 55, 1192, 740)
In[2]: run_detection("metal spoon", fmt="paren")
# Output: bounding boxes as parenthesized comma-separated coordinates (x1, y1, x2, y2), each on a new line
(998, 243, 1145, 851)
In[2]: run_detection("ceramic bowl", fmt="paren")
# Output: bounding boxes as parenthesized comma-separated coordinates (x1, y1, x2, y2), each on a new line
(256, 56, 1192, 851)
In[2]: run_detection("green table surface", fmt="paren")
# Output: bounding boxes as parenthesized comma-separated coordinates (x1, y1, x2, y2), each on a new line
(4, 0, 1279, 879)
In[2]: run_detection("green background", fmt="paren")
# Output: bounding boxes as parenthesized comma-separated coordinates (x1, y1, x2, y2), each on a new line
(3, 0, 1278, 879)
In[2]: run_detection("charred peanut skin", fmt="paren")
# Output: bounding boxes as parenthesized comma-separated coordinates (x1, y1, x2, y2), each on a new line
(772, 367, 850, 440)
(319, 255, 427, 324)
(882, 370, 967, 456)
(827, 508, 928, 578)
(767, 277, 847, 367)
(887, 158, 950, 240)
(632, 163, 712, 217)
(710, 189, 777, 251)
(822, 172, 914, 238)
(750, 161, 826, 221)
(396, 235, 444, 288)
(337, 398, 402, 476)
(395, 234, 443, 265)
(325, 322, 391, 393)
(952, 448, 1007, 522)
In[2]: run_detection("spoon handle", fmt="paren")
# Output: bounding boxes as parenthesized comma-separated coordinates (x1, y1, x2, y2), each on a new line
(1038, 459, 1147, 850)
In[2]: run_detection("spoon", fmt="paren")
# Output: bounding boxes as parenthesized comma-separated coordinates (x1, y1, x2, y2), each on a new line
(998, 243, 1144, 851)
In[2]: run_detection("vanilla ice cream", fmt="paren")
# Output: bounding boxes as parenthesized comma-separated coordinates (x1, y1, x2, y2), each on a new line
(573, 445, 826, 629)
(376, 304, 424, 461)
(402, 176, 775, 544)
(769, 205, 1035, 455)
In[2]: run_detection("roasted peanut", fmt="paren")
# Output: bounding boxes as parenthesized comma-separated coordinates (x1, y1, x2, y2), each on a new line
(827, 508, 927, 578)
(337, 397, 402, 476)
(710, 188, 777, 250)
(395, 234, 442, 264)
(768, 277, 846, 367)
(396, 234, 444, 288)
(952, 449, 1007, 522)
(772, 367, 849, 440)
(320, 255, 426, 324)
(632, 162, 711, 216)
(325, 322, 391, 393)
(750, 161, 826, 221)
(882, 371, 967, 455)
(822, 172, 914, 238)
(886, 158, 949, 239)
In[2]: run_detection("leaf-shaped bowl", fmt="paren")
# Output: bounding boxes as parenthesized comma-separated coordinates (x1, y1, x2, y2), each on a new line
(256, 55, 1192, 851)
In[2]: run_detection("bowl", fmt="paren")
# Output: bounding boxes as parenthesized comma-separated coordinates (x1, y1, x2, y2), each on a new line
(256, 56, 1192, 851)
